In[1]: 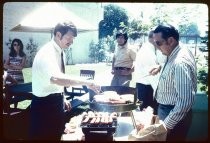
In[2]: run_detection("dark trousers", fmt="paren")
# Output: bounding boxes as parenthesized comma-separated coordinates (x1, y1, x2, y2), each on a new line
(111, 74, 132, 87)
(29, 93, 65, 140)
(136, 83, 157, 112)
(157, 104, 192, 141)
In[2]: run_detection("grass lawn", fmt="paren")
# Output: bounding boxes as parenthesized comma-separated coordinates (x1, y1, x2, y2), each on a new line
(14, 63, 113, 109)
(22, 63, 112, 83)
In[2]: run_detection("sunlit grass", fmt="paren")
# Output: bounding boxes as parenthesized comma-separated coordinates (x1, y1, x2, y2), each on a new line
(17, 63, 112, 109)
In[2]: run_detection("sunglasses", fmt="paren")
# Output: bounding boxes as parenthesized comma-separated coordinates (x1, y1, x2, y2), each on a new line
(154, 40, 165, 46)
(13, 43, 19, 46)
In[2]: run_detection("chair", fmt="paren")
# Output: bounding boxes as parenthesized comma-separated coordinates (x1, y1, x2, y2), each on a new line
(65, 70, 95, 101)
(3, 82, 33, 115)
(80, 70, 95, 80)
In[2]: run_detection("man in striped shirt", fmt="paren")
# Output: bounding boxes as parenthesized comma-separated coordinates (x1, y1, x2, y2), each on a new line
(153, 24, 197, 141)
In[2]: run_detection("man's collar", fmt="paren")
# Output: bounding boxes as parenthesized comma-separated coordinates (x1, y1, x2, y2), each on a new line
(118, 43, 127, 49)
(52, 39, 63, 53)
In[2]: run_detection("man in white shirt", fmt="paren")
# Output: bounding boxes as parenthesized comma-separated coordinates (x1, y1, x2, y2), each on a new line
(134, 30, 166, 112)
(30, 21, 99, 140)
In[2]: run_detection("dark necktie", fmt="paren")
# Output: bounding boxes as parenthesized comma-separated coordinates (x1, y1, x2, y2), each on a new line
(61, 52, 65, 73)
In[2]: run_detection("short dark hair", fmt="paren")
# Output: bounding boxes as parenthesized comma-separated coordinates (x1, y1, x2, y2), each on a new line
(148, 30, 154, 39)
(53, 21, 77, 37)
(116, 30, 128, 41)
(153, 24, 179, 41)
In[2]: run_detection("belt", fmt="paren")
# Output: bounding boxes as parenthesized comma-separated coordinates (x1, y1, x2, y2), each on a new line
(114, 67, 131, 70)
(33, 93, 63, 100)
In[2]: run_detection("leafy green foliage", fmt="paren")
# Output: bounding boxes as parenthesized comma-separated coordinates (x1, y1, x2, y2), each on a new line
(106, 35, 115, 52)
(197, 69, 208, 93)
(178, 22, 200, 36)
(25, 38, 38, 67)
(88, 39, 106, 63)
(5, 38, 13, 49)
(99, 4, 129, 38)
(197, 28, 208, 93)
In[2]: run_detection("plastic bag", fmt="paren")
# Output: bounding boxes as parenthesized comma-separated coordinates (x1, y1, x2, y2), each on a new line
(128, 115, 167, 141)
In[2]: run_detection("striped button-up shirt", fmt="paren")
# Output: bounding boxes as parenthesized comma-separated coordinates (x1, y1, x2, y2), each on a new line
(156, 45, 197, 129)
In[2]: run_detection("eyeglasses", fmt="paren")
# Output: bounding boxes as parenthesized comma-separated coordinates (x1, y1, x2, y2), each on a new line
(154, 40, 165, 46)
(13, 43, 19, 46)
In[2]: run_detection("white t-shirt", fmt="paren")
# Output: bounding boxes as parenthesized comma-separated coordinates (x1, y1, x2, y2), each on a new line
(32, 39, 67, 97)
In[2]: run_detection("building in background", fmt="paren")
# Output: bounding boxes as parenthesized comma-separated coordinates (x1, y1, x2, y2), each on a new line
(3, 2, 103, 66)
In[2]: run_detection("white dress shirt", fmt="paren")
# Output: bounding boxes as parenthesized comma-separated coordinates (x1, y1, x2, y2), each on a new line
(32, 39, 67, 97)
(134, 42, 166, 88)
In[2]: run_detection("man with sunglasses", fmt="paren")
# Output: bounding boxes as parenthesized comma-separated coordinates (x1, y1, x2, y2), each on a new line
(153, 24, 197, 141)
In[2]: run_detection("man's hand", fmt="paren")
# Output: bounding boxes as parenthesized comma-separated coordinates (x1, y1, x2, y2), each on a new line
(149, 65, 161, 75)
(87, 82, 101, 94)
(64, 99, 71, 111)
(111, 70, 115, 74)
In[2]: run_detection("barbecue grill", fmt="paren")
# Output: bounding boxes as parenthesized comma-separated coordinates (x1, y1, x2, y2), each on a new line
(82, 86, 142, 140)
(80, 110, 118, 141)
(88, 86, 141, 112)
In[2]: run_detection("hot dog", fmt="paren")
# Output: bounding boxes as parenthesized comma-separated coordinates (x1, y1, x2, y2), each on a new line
(90, 117, 97, 124)
(101, 116, 105, 124)
(94, 117, 101, 124)
(104, 116, 109, 124)
(82, 116, 89, 123)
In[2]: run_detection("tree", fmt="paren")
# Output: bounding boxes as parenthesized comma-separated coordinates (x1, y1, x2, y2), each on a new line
(149, 4, 172, 27)
(88, 39, 106, 63)
(25, 38, 38, 67)
(178, 22, 200, 36)
(118, 19, 149, 43)
(198, 27, 208, 93)
(99, 4, 129, 39)
(106, 35, 115, 52)
(97, 39, 106, 62)
(88, 40, 98, 63)
(198, 69, 208, 93)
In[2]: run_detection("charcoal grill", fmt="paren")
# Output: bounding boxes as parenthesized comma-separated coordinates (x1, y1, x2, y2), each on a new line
(80, 111, 118, 141)
(80, 118, 117, 135)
